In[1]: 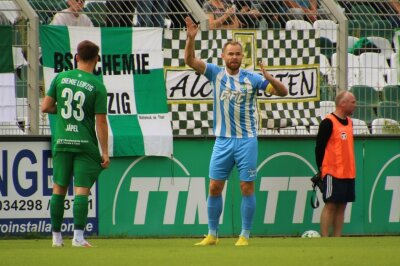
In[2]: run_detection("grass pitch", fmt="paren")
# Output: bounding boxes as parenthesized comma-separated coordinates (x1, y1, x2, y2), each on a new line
(1, 236, 400, 266)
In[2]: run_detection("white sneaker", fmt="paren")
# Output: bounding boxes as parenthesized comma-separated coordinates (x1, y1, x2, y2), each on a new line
(72, 238, 93, 248)
(52, 240, 64, 248)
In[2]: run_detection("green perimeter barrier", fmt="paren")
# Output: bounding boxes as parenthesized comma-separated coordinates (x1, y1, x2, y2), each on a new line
(98, 137, 400, 237)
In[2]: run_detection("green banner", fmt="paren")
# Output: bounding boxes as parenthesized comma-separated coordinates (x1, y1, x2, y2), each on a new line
(98, 138, 400, 236)
(0, 25, 13, 73)
(39, 25, 172, 157)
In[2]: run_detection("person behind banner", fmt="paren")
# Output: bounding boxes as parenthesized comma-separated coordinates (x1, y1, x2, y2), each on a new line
(41, 40, 109, 248)
(50, 0, 93, 26)
(105, 0, 136, 27)
(203, 0, 242, 29)
(315, 90, 357, 237)
(184, 17, 288, 246)
(135, 0, 170, 27)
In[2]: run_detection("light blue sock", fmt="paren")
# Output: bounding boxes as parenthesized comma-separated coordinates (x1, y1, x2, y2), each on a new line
(240, 194, 256, 239)
(207, 195, 222, 237)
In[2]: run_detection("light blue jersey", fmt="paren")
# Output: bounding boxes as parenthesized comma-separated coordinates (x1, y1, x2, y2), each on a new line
(204, 63, 269, 138)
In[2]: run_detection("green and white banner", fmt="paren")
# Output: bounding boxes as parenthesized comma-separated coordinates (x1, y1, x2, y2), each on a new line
(40, 26, 172, 157)
(0, 25, 16, 122)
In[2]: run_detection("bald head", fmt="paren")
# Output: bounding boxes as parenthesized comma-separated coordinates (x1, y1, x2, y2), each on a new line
(335, 90, 357, 117)
(335, 90, 350, 106)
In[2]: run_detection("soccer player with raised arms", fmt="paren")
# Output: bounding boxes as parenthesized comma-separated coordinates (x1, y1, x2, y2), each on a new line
(184, 17, 288, 246)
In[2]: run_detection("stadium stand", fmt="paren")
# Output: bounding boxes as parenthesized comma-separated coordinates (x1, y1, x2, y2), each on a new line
(285, 19, 313, 30)
(358, 52, 389, 90)
(371, 118, 400, 134)
(347, 35, 359, 50)
(382, 85, 400, 103)
(1, 0, 399, 136)
(352, 101, 377, 124)
(387, 53, 398, 85)
(319, 101, 336, 118)
(86, 1, 107, 27)
(331, 52, 360, 87)
(349, 85, 380, 106)
(313, 19, 337, 43)
(366, 36, 395, 61)
(351, 118, 370, 135)
(319, 53, 333, 84)
(319, 36, 335, 61)
(377, 100, 400, 121)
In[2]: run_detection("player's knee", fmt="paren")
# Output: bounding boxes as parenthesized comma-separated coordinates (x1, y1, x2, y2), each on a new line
(208, 180, 224, 196)
(240, 181, 254, 195)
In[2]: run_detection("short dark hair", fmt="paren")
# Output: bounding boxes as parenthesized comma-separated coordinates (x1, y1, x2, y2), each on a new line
(223, 41, 243, 53)
(77, 40, 99, 62)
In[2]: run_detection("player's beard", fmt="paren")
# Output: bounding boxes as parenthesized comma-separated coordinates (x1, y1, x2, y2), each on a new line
(226, 60, 241, 72)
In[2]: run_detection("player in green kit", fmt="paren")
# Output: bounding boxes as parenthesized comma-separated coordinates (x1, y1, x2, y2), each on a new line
(41, 40, 109, 248)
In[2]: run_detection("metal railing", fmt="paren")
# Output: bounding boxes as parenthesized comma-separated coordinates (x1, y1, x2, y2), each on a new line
(1, 0, 399, 135)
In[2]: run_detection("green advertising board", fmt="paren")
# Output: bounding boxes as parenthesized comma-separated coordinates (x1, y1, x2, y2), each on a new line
(98, 137, 400, 236)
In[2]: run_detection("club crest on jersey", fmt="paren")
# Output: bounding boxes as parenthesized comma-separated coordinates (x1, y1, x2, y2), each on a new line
(220, 89, 245, 104)
(340, 132, 347, 140)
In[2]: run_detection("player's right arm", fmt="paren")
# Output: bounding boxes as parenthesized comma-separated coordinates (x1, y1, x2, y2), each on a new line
(41, 96, 57, 114)
(315, 118, 333, 171)
(184, 17, 206, 74)
(41, 76, 58, 114)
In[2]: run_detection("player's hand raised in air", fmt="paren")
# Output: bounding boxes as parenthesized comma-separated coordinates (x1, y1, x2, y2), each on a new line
(185, 17, 199, 40)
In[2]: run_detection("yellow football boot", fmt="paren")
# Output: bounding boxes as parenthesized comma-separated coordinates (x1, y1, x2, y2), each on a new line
(194, 235, 218, 246)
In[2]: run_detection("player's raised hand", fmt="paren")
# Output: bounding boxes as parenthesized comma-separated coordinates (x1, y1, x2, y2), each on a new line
(259, 60, 288, 97)
(259, 60, 268, 75)
(185, 17, 199, 40)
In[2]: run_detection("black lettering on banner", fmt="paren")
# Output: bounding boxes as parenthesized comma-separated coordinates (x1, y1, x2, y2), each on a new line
(107, 92, 131, 114)
(191, 72, 211, 97)
(54, 52, 64, 73)
(300, 71, 314, 95)
(258, 70, 316, 98)
(103, 54, 113, 76)
(65, 53, 73, 71)
(53, 52, 74, 73)
(94, 55, 102, 75)
(53, 53, 151, 76)
(141, 53, 150, 74)
(170, 75, 189, 97)
(107, 93, 115, 114)
(113, 54, 121, 75)
(122, 54, 135, 74)
(121, 93, 131, 113)
(288, 73, 301, 96)
(169, 72, 212, 98)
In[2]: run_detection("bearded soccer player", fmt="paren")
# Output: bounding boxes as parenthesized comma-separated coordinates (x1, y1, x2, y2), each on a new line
(184, 17, 288, 246)
(41, 40, 109, 247)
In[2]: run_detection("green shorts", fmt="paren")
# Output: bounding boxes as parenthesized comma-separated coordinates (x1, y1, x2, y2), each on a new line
(52, 151, 103, 188)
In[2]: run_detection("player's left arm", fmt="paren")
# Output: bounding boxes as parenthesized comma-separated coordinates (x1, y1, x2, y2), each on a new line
(96, 113, 109, 169)
(259, 60, 288, 97)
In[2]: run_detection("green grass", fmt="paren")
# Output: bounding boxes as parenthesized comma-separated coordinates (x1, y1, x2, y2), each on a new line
(1, 237, 400, 266)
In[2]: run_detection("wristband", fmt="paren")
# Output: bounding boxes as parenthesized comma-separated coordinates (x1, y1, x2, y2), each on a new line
(266, 83, 273, 94)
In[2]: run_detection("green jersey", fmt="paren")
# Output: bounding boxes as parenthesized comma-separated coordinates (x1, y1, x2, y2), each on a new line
(47, 69, 107, 155)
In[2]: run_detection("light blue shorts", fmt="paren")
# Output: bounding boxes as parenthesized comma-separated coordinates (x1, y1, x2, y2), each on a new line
(209, 137, 258, 181)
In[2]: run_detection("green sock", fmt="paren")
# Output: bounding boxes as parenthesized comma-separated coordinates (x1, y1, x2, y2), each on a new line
(50, 194, 65, 232)
(73, 195, 89, 230)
